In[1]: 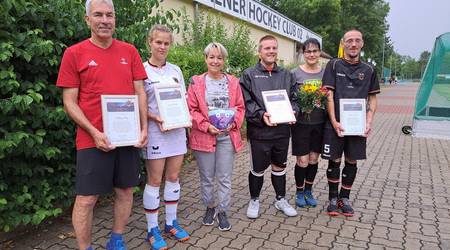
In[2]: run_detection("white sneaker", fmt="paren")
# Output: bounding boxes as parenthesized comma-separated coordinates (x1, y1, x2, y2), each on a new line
(246, 199, 260, 219)
(274, 198, 298, 217)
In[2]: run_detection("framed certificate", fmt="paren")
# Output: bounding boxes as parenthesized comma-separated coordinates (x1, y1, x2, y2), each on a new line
(101, 95, 141, 147)
(154, 83, 191, 130)
(261, 89, 296, 124)
(339, 98, 366, 136)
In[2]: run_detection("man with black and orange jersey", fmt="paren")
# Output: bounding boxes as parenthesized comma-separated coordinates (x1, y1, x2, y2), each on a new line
(321, 29, 380, 217)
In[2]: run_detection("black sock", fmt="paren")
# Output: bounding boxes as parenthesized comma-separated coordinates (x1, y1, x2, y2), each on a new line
(271, 169, 286, 200)
(340, 161, 357, 199)
(305, 163, 318, 191)
(249, 171, 264, 199)
(327, 160, 341, 200)
(294, 164, 306, 192)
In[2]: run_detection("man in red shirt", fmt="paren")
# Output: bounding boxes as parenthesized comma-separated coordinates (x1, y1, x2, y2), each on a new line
(56, 0, 148, 249)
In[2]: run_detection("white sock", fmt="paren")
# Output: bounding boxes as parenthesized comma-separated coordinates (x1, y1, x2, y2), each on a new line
(143, 184, 160, 230)
(164, 180, 180, 226)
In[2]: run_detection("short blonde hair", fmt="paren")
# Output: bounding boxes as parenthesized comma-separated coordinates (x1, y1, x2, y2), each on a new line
(204, 42, 228, 60)
(147, 24, 173, 43)
(258, 35, 277, 51)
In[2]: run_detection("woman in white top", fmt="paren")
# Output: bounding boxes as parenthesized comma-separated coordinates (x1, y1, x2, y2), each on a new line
(142, 24, 189, 250)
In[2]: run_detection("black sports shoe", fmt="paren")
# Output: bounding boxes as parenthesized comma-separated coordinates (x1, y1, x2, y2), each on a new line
(327, 198, 339, 216)
(202, 207, 216, 225)
(217, 212, 231, 231)
(338, 198, 354, 217)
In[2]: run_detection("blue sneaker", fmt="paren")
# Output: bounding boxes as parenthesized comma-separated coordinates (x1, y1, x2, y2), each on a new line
(106, 236, 126, 250)
(147, 227, 167, 250)
(296, 191, 307, 207)
(164, 220, 190, 242)
(304, 190, 317, 207)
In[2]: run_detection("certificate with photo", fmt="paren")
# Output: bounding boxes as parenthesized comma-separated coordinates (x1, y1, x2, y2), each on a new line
(154, 83, 191, 130)
(339, 98, 366, 136)
(261, 89, 296, 124)
(101, 95, 141, 147)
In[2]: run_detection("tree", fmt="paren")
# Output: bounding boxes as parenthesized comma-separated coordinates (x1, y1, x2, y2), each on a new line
(341, 0, 390, 68)
(262, 0, 342, 55)
(418, 50, 431, 77)
(400, 56, 420, 79)
(261, 0, 390, 68)
(263, 0, 342, 55)
(113, 0, 179, 59)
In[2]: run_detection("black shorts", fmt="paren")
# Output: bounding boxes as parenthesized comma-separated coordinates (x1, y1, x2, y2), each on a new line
(321, 127, 366, 160)
(291, 123, 324, 156)
(249, 138, 289, 173)
(75, 147, 141, 195)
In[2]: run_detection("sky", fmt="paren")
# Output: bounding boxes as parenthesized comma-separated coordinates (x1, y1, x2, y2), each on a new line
(386, 0, 450, 59)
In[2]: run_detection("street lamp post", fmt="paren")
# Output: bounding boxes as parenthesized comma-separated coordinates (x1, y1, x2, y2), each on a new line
(381, 33, 385, 82)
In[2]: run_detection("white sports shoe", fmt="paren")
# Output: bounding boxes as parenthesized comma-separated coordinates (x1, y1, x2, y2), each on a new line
(246, 199, 260, 219)
(274, 198, 298, 217)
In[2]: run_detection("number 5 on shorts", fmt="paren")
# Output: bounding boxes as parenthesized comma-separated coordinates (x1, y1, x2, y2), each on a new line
(323, 144, 330, 154)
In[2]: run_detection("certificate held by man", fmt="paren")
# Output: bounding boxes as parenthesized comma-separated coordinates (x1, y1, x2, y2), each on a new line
(261, 89, 296, 124)
(154, 83, 191, 130)
(101, 95, 141, 147)
(339, 98, 366, 136)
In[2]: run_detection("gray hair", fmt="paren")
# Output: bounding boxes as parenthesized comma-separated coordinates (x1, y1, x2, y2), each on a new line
(85, 0, 114, 16)
(204, 42, 228, 60)
(147, 24, 174, 43)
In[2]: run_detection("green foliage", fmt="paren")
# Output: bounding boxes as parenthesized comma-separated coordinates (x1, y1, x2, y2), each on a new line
(0, 0, 176, 232)
(262, 0, 390, 71)
(340, 0, 390, 68)
(0, 0, 87, 232)
(113, 0, 180, 59)
(264, 0, 342, 58)
(167, 11, 257, 82)
(167, 47, 206, 82)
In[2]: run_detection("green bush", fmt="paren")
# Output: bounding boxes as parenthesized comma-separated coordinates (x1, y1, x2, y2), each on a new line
(168, 11, 257, 83)
(0, 0, 176, 232)
(0, 0, 87, 232)
(113, 0, 179, 59)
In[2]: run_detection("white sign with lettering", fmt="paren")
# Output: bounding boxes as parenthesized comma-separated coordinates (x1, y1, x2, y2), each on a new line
(195, 0, 322, 44)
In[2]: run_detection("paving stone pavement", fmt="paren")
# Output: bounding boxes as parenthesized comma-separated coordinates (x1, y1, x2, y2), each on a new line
(6, 83, 450, 250)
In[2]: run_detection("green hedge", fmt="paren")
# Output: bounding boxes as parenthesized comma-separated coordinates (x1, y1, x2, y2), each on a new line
(0, 0, 87, 232)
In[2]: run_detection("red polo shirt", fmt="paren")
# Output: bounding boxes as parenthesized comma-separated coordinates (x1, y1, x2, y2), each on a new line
(57, 39, 147, 150)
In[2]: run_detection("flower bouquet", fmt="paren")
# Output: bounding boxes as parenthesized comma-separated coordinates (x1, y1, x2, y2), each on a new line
(297, 83, 328, 119)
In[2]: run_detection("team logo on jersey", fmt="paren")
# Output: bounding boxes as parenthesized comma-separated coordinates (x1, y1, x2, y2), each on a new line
(358, 72, 365, 80)
(120, 58, 128, 64)
(88, 60, 98, 67)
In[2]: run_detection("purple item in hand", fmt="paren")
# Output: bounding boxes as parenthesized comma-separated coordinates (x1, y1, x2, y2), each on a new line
(208, 108, 236, 130)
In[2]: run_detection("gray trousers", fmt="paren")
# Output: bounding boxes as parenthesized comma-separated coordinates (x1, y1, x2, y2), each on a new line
(193, 136, 235, 213)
